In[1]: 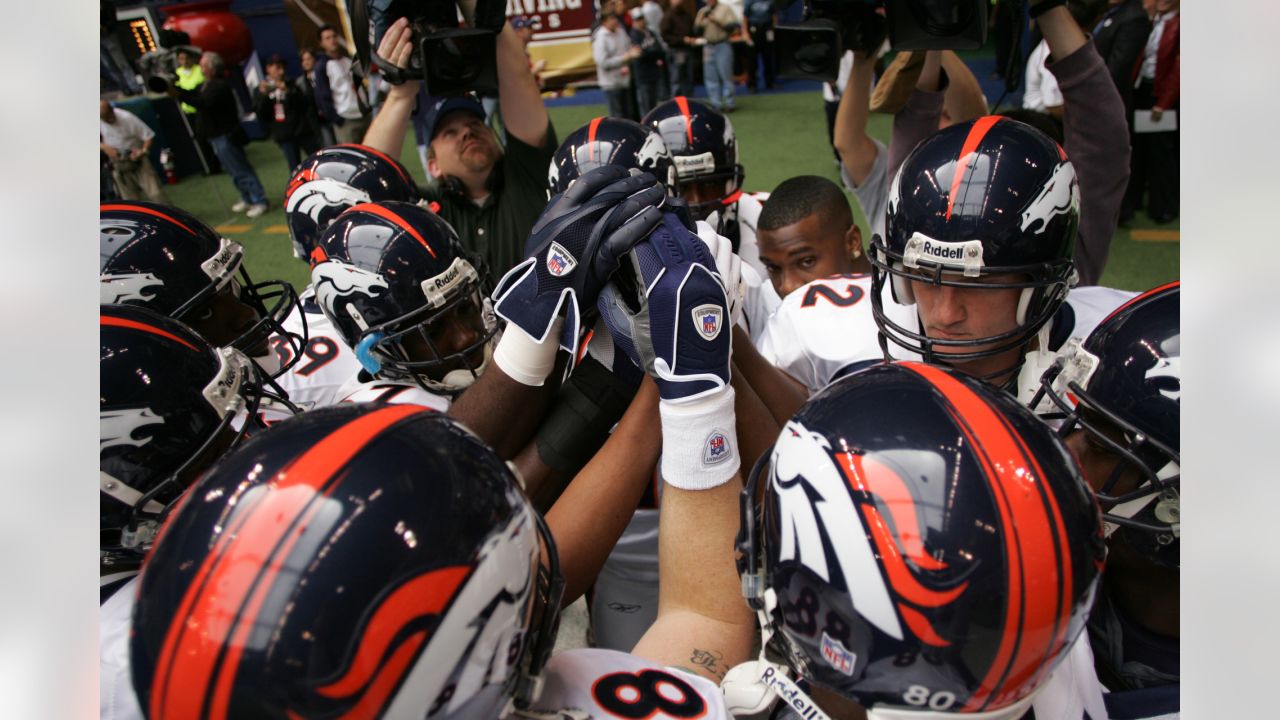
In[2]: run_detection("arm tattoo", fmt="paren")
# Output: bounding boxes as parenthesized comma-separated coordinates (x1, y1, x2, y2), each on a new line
(686, 648, 727, 680)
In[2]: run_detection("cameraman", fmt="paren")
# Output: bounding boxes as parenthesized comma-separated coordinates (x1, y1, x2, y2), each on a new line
(363, 12, 556, 279)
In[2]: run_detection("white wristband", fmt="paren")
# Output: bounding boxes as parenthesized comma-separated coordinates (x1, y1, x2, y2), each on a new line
(659, 386, 740, 490)
(493, 318, 564, 387)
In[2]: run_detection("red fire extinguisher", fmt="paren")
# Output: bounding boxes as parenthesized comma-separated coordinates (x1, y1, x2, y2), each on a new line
(160, 148, 177, 185)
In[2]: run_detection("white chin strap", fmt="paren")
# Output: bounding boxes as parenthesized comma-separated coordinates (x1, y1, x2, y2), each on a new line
(1015, 324, 1061, 409)
(436, 341, 493, 392)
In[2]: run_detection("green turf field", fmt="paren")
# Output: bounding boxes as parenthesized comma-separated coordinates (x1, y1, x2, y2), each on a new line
(161, 90, 1177, 292)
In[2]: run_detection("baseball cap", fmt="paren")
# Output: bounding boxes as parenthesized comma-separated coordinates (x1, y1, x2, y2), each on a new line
(630, 8, 645, 20)
(422, 95, 487, 142)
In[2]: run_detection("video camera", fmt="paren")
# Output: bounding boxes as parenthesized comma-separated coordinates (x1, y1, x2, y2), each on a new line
(352, 0, 506, 96)
(140, 29, 195, 94)
(775, 0, 989, 81)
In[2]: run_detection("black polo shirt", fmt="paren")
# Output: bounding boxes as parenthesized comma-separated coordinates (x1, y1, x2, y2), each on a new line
(421, 126, 557, 281)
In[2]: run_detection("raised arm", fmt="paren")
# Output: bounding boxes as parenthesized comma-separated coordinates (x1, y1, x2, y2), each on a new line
(361, 18, 416, 156)
(833, 51, 878, 186)
(495, 21, 550, 148)
(1037, 0, 1130, 286)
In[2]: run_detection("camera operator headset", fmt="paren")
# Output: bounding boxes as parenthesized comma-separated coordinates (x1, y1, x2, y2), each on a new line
(356, 0, 558, 280)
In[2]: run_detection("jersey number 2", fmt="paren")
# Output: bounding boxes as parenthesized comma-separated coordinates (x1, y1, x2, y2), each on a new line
(800, 283, 865, 309)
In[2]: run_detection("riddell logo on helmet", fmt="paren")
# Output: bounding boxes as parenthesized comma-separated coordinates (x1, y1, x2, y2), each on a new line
(921, 242, 966, 261)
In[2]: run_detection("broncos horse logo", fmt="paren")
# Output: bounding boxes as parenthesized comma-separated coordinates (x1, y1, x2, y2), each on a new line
(286, 177, 373, 234)
(771, 420, 968, 648)
(1020, 161, 1080, 235)
(312, 262, 390, 324)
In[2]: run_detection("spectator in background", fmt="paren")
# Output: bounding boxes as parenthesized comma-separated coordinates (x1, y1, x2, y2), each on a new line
(662, 0, 698, 98)
(1092, 0, 1152, 112)
(640, 0, 671, 99)
(364, 16, 559, 277)
(593, 12, 641, 120)
(1125, 0, 1179, 224)
(99, 99, 170, 204)
(314, 24, 372, 144)
(695, 0, 741, 112)
(628, 9, 666, 118)
(745, 0, 776, 93)
(297, 48, 336, 146)
(252, 54, 319, 172)
(171, 51, 269, 217)
(173, 47, 203, 115)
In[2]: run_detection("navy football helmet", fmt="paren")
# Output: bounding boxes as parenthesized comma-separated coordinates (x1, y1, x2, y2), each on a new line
(130, 404, 564, 719)
(870, 117, 1078, 373)
(548, 117, 676, 195)
(284, 144, 422, 259)
(736, 362, 1103, 719)
(99, 201, 304, 379)
(1033, 281, 1180, 567)
(642, 97, 745, 235)
(100, 304, 259, 562)
(311, 201, 495, 394)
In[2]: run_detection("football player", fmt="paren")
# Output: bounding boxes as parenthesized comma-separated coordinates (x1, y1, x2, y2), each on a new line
(870, 114, 1136, 400)
(642, 96, 782, 339)
(100, 200, 303, 386)
(729, 361, 1108, 720)
(271, 144, 425, 413)
(309, 200, 496, 410)
(99, 304, 275, 719)
(1034, 282, 1181, 718)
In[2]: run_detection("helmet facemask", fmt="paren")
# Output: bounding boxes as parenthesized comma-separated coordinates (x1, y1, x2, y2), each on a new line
(1033, 345, 1180, 565)
(353, 257, 498, 396)
(870, 231, 1075, 384)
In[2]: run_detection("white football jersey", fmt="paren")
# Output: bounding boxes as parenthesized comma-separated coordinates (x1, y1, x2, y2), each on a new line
(527, 648, 732, 720)
(755, 274, 919, 393)
(1061, 285, 1140, 345)
(272, 286, 363, 412)
(1018, 285, 1139, 409)
(101, 577, 144, 720)
(336, 375, 452, 412)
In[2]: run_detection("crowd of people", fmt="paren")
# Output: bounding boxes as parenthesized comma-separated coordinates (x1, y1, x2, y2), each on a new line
(99, 1, 1181, 719)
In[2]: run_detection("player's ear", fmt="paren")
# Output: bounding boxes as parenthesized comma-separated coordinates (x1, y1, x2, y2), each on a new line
(846, 223, 863, 260)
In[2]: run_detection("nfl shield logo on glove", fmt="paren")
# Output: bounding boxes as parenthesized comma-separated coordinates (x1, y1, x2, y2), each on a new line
(692, 304, 723, 341)
(546, 242, 577, 277)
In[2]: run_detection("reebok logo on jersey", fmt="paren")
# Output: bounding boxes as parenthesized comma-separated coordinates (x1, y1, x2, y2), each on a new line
(704, 430, 731, 465)
(693, 304, 723, 341)
(820, 632, 856, 676)
(546, 242, 577, 277)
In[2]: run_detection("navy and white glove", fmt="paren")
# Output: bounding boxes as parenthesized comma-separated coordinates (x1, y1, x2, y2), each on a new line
(599, 212, 740, 489)
(492, 166, 665, 385)
(599, 212, 731, 403)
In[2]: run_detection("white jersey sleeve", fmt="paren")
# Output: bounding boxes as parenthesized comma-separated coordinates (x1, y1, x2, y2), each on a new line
(1061, 286, 1140, 347)
(732, 192, 782, 343)
(755, 274, 885, 392)
(272, 287, 364, 411)
(530, 648, 733, 720)
(336, 376, 452, 412)
(101, 577, 144, 720)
